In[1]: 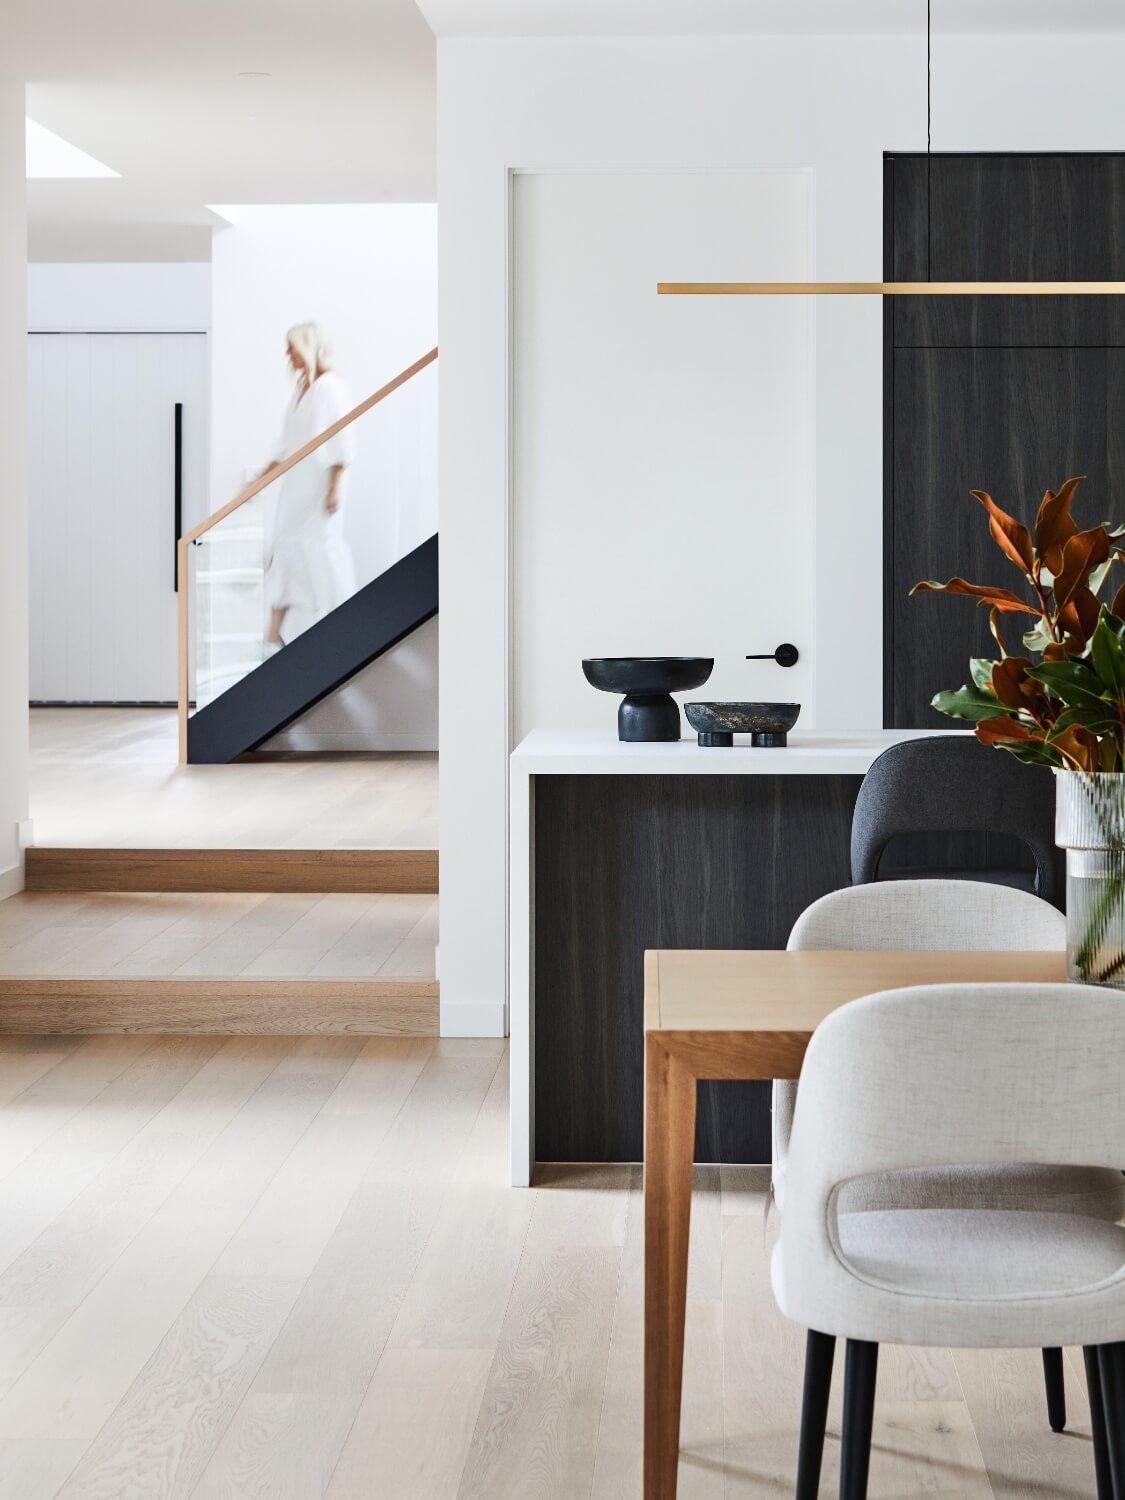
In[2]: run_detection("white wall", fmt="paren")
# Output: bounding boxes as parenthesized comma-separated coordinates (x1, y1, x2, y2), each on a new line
(0, 80, 27, 894)
(209, 203, 436, 510)
(210, 204, 438, 751)
(27, 263, 210, 333)
(436, 29, 1125, 1036)
(513, 170, 814, 739)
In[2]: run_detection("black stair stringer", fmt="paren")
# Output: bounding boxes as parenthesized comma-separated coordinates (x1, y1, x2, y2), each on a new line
(187, 532, 438, 764)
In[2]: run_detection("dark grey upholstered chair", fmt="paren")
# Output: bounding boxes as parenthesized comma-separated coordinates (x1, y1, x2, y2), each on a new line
(850, 735, 1063, 909)
(845, 736, 1086, 1440)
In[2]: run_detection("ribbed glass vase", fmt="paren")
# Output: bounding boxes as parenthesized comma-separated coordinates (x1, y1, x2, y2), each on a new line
(1055, 770, 1125, 988)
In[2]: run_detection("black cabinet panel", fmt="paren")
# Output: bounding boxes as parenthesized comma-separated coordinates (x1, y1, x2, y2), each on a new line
(886, 153, 1125, 727)
(534, 773, 861, 1164)
(891, 155, 1125, 347)
(889, 346, 1125, 727)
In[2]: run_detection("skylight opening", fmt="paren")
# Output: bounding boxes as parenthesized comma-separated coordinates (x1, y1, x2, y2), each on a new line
(26, 119, 119, 180)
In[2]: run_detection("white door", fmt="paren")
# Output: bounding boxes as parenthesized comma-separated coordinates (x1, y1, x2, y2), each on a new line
(512, 172, 816, 738)
(28, 332, 209, 703)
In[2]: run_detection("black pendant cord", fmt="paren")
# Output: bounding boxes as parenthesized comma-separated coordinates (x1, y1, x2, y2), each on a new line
(926, 0, 933, 282)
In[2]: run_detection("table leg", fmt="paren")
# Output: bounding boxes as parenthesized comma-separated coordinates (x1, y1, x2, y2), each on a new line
(644, 1034, 697, 1500)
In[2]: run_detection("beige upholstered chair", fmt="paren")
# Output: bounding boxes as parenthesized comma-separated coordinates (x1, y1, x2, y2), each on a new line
(772, 982, 1125, 1500)
(772, 880, 1125, 1443)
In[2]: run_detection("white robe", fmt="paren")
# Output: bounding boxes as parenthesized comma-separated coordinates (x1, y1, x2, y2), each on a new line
(265, 371, 357, 640)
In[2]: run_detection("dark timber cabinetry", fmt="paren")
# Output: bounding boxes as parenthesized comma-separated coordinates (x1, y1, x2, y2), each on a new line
(884, 153, 1125, 728)
(533, 773, 861, 1164)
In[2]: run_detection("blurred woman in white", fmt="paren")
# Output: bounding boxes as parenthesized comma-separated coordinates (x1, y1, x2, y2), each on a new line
(260, 322, 356, 649)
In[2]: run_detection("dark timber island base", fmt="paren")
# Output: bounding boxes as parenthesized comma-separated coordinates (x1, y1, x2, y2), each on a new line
(533, 773, 863, 1164)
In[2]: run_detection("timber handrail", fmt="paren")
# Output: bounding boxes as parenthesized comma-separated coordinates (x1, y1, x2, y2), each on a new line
(177, 346, 438, 762)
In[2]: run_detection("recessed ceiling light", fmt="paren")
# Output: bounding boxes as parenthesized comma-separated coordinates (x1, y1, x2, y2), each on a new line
(237, 71, 271, 78)
(25, 118, 119, 180)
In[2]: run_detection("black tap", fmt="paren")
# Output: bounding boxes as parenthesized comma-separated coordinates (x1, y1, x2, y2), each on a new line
(746, 644, 799, 668)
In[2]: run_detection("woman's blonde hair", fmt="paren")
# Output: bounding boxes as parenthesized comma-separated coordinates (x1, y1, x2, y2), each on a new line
(286, 322, 334, 390)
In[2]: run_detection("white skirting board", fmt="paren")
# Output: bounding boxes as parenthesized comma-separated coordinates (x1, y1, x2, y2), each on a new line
(440, 999, 507, 1039)
(0, 819, 30, 900)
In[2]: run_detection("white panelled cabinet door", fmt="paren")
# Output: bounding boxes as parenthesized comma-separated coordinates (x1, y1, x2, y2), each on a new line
(28, 332, 208, 703)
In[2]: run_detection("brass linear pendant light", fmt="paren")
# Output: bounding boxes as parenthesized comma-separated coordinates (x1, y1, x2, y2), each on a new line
(658, 0, 1125, 299)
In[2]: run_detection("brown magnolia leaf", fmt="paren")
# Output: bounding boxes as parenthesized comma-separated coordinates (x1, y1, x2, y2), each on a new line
(910, 578, 1037, 614)
(1035, 476, 1083, 573)
(1057, 584, 1101, 647)
(972, 489, 1034, 573)
(1049, 723, 1101, 773)
(975, 714, 1035, 744)
(1113, 580, 1125, 620)
(1042, 642, 1071, 661)
(1052, 526, 1111, 612)
(990, 657, 1039, 711)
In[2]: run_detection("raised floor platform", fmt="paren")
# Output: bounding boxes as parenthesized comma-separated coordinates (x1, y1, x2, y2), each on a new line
(0, 890, 439, 1033)
(30, 707, 439, 850)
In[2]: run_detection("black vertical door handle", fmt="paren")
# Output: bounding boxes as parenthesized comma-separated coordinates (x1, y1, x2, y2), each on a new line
(173, 402, 183, 591)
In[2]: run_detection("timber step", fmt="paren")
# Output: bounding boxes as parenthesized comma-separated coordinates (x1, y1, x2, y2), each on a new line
(25, 847, 439, 895)
(0, 977, 438, 1035)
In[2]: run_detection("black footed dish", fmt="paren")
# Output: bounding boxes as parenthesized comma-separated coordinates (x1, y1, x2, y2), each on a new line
(684, 701, 801, 748)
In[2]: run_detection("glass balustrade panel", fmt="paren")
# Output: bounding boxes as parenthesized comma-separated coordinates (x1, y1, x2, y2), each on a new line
(187, 355, 437, 715)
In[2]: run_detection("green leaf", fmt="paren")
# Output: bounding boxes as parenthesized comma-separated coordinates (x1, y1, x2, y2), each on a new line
(1022, 618, 1055, 653)
(1090, 557, 1117, 597)
(930, 684, 1011, 723)
(995, 739, 1065, 768)
(969, 658, 999, 692)
(1090, 606, 1125, 695)
(1027, 659, 1113, 711)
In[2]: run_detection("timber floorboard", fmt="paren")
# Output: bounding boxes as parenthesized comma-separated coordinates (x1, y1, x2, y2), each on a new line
(0, 892, 438, 980)
(29, 708, 438, 852)
(0, 1038, 1101, 1497)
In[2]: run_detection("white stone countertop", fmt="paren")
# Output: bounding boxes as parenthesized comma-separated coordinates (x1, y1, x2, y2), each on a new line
(510, 727, 965, 777)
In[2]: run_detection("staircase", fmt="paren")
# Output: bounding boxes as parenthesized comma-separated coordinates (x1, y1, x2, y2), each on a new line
(177, 346, 438, 763)
(4, 351, 441, 1037)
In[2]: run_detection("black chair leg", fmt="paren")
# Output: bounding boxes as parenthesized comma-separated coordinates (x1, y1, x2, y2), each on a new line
(1085, 1346, 1114, 1500)
(1099, 1344, 1125, 1500)
(796, 1330, 835, 1500)
(1043, 1346, 1067, 1432)
(840, 1339, 879, 1500)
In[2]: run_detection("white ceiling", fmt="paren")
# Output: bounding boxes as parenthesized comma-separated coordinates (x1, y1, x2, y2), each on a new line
(6, 0, 436, 262)
(12, 0, 1125, 260)
(417, 0, 1125, 36)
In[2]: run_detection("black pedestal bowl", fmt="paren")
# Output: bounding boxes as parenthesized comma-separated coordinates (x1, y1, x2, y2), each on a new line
(582, 657, 714, 742)
(684, 701, 801, 748)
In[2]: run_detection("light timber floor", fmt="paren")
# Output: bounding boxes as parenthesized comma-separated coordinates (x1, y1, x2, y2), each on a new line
(30, 708, 438, 850)
(0, 1035, 1100, 1499)
(0, 891, 438, 979)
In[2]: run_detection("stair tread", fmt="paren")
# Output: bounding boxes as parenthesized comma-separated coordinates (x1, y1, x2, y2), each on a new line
(0, 890, 438, 981)
(25, 847, 439, 895)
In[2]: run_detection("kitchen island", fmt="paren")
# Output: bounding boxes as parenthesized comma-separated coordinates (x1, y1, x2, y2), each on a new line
(509, 728, 959, 1186)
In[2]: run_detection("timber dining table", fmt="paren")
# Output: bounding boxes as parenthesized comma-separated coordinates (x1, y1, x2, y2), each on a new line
(642, 946, 1068, 1500)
